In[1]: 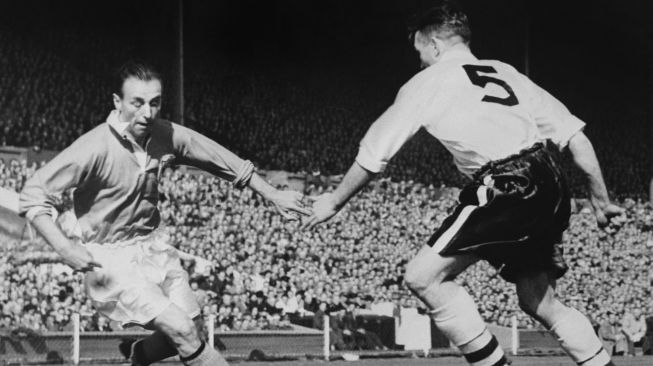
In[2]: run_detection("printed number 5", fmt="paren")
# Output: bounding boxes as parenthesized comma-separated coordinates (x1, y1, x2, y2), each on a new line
(462, 64, 519, 107)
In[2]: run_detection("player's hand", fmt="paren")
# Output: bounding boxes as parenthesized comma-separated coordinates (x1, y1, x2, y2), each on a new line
(60, 242, 102, 273)
(269, 189, 312, 220)
(302, 193, 339, 230)
(590, 197, 625, 228)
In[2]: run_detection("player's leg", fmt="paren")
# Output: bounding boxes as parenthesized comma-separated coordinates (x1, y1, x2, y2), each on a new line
(82, 243, 177, 366)
(161, 252, 227, 365)
(120, 235, 225, 366)
(516, 271, 613, 366)
(121, 314, 207, 366)
(151, 303, 228, 366)
(89, 239, 222, 366)
(405, 245, 508, 366)
(120, 330, 176, 366)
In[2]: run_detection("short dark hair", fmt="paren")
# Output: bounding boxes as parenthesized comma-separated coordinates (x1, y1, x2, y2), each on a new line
(114, 60, 162, 97)
(408, 1, 471, 45)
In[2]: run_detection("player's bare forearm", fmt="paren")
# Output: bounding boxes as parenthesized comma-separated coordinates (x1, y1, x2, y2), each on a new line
(302, 162, 376, 230)
(330, 161, 376, 210)
(30, 215, 100, 271)
(247, 173, 310, 218)
(567, 132, 610, 205)
(31, 214, 78, 255)
(568, 132, 624, 226)
(248, 173, 277, 201)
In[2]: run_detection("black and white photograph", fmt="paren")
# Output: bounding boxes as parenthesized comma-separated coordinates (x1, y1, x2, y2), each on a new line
(0, 1, 652, 365)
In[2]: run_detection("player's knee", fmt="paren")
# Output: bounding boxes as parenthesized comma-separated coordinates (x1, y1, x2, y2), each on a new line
(517, 296, 538, 317)
(404, 265, 424, 294)
(169, 316, 198, 343)
(518, 292, 560, 321)
(155, 310, 199, 345)
(405, 264, 441, 296)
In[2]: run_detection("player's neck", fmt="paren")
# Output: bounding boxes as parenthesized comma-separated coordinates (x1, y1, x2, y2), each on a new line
(444, 42, 470, 54)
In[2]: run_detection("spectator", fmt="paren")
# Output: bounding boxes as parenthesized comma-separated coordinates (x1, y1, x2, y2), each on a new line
(2, 152, 653, 334)
(622, 307, 647, 356)
(190, 280, 209, 308)
(643, 315, 653, 355)
(599, 312, 627, 356)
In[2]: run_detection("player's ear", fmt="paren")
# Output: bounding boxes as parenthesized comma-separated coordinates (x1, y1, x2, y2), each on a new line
(429, 36, 443, 58)
(112, 93, 122, 110)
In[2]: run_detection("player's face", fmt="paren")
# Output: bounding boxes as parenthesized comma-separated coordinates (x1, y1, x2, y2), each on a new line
(113, 77, 162, 140)
(413, 31, 439, 68)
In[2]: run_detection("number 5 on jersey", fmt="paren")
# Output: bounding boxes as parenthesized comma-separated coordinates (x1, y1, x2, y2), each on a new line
(462, 64, 519, 107)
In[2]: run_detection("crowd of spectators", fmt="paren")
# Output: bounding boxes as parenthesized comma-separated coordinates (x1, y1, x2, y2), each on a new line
(598, 307, 653, 356)
(0, 26, 652, 352)
(1, 162, 653, 339)
(0, 28, 122, 151)
(0, 27, 649, 198)
(0, 157, 39, 194)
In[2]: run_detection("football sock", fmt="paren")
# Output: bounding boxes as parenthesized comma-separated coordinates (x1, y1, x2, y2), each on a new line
(131, 331, 178, 365)
(428, 283, 487, 345)
(549, 307, 611, 366)
(428, 283, 505, 365)
(180, 342, 229, 366)
(459, 328, 508, 366)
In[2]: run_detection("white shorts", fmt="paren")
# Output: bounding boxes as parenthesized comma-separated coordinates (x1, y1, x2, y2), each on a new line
(83, 229, 200, 327)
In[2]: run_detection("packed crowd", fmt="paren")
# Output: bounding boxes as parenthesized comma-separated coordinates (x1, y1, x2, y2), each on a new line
(1, 161, 652, 338)
(0, 158, 35, 194)
(0, 28, 123, 151)
(0, 26, 652, 350)
(0, 27, 649, 198)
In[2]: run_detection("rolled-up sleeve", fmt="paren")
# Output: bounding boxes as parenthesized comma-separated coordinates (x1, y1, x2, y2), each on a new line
(355, 82, 426, 173)
(525, 78, 585, 149)
(172, 123, 254, 188)
(20, 139, 92, 221)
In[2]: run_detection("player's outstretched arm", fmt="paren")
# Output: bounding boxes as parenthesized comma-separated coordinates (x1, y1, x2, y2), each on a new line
(29, 215, 101, 272)
(567, 131, 624, 227)
(303, 162, 376, 230)
(248, 173, 311, 220)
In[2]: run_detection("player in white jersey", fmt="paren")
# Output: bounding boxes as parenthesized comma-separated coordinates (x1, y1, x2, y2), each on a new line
(304, 2, 622, 366)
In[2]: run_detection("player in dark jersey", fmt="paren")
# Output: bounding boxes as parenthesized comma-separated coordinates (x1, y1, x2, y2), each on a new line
(21, 61, 310, 366)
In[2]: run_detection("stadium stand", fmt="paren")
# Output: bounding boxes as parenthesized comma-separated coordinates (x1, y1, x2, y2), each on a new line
(0, 23, 651, 356)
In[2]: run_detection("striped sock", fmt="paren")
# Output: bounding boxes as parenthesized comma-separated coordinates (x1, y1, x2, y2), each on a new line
(576, 348, 612, 366)
(133, 331, 178, 365)
(459, 329, 508, 366)
(549, 307, 612, 366)
(180, 342, 229, 366)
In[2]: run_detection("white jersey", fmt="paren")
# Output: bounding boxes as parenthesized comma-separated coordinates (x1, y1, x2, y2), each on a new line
(356, 47, 585, 177)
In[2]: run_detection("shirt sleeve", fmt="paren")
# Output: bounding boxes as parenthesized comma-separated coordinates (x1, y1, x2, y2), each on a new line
(172, 123, 254, 188)
(523, 76, 585, 149)
(355, 80, 428, 173)
(19, 137, 94, 221)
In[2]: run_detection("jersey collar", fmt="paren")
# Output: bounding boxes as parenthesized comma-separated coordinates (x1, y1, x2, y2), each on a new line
(106, 110, 131, 139)
(439, 47, 476, 63)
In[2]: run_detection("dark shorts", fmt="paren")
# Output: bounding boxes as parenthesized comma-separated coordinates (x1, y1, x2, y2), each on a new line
(427, 141, 570, 283)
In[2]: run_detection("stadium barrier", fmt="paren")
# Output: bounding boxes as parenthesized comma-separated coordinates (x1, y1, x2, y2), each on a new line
(1, 315, 323, 364)
(293, 314, 555, 354)
(0, 312, 564, 364)
(323, 315, 330, 361)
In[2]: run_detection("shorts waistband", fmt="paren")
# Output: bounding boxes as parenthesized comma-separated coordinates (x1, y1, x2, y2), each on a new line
(86, 228, 166, 248)
(473, 142, 547, 181)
